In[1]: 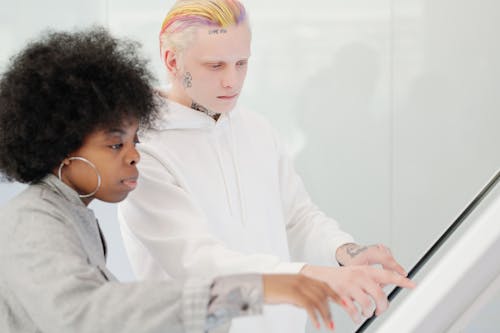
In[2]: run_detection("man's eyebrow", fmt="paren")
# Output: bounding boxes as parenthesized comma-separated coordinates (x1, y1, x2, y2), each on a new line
(200, 59, 225, 63)
(200, 56, 250, 63)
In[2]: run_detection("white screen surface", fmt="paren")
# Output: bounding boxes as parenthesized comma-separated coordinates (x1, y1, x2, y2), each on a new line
(358, 170, 500, 333)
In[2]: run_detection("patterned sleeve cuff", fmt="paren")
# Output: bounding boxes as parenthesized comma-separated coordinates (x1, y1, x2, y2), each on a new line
(182, 279, 211, 333)
(205, 274, 264, 331)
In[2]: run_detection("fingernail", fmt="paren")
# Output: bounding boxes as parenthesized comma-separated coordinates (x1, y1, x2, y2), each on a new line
(329, 320, 335, 330)
(316, 322, 320, 329)
(341, 299, 347, 307)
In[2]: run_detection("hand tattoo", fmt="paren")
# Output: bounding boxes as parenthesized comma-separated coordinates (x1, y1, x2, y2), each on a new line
(182, 72, 192, 88)
(346, 245, 369, 258)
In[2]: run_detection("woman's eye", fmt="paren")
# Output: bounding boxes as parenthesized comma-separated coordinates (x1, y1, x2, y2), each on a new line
(237, 60, 247, 67)
(210, 63, 222, 69)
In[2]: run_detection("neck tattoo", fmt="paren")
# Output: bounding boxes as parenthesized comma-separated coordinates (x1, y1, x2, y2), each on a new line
(191, 101, 220, 120)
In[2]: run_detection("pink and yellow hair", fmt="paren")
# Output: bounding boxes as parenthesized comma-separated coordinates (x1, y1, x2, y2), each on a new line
(160, 0, 247, 35)
(159, 0, 247, 56)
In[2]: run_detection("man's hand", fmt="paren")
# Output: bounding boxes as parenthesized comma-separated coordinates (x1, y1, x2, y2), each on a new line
(336, 243, 407, 277)
(300, 264, 415, 323)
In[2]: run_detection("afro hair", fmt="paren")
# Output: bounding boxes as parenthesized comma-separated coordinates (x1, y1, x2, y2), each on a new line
(0, 27, 159, 184)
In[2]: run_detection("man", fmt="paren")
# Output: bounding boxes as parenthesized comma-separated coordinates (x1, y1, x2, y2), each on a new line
(118, 1, 414, 332)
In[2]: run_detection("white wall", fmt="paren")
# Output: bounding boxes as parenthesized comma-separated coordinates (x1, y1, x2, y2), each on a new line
(1, 0, 499, 331)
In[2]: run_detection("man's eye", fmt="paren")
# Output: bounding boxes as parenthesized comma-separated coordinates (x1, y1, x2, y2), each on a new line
(210, 63, 222, 69)
(237, 60, 247, 67)
(109, 143, 123, 150)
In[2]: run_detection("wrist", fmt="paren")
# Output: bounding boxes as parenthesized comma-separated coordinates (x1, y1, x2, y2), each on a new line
(335, 243, 359, 266)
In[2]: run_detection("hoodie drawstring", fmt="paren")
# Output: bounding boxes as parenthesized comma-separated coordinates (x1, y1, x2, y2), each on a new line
(211, 115, 247, 226)
(212, 134, 235, 219)
(229, 116, 247, 226)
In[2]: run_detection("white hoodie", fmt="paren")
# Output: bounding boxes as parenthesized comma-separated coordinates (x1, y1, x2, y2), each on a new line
(118, 96, 354, 333)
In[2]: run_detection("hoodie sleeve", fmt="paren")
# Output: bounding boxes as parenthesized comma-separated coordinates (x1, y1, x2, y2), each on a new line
(118, 148, 306, 280)
(275, 133, 356, 266)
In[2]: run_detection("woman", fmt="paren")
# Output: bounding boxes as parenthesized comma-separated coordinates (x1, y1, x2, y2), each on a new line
(0, 28, 339, 332)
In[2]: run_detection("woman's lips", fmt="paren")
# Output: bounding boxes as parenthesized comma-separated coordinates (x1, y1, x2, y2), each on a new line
(122, 178, 138, 190)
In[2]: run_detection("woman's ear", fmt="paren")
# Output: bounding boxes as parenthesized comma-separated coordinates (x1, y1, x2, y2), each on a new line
(53, 156, 71, 178)
(61, 157, 71, 166)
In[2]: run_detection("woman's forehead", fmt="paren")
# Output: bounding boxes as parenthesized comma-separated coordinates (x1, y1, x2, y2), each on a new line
(92, 119, 140, 137)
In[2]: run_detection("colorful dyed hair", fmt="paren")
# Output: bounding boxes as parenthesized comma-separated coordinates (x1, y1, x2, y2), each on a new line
(159, 0, 248, 57)
(160, 0, 246, 35)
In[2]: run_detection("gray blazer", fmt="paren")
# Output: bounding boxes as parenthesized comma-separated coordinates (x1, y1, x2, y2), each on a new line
(0, 175, 211, 333)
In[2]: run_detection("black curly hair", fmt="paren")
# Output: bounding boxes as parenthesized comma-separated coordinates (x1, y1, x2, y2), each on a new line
(0, 27, 158, 184)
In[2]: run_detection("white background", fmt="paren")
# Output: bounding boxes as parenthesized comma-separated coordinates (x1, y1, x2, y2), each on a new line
(1, 0, 499, 331)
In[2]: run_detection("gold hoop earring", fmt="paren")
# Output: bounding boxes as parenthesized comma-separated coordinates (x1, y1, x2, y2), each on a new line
(58, 156, 101, 198)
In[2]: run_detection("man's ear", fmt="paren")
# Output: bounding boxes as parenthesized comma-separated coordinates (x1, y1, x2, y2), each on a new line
(164, 49, 179, 76)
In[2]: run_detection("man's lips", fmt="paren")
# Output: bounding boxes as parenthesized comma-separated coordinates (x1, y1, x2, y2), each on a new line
(217, 93, 239, 99)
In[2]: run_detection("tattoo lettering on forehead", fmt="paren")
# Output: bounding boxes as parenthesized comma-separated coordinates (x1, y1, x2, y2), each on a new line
(182, 72, 192, 88)
(346, 245, 369, 258)
(208, 28, 228, 35)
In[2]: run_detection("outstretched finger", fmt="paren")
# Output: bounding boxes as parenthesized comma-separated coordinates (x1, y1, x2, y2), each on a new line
(350, 288, 375, 318)
(303, 302, 321, 330)
(361, 281, 389, 316)
(374, 269, 416, 289)
(369, 245, 407, 276)
(339, 296, 361, 324)
(380, 258, 407, 277)
(302, 284, 333, 330)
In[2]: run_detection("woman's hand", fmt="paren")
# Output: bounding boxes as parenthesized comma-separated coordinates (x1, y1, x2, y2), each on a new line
(262, 274, 341, 331)
(300, 265, 416, 323)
